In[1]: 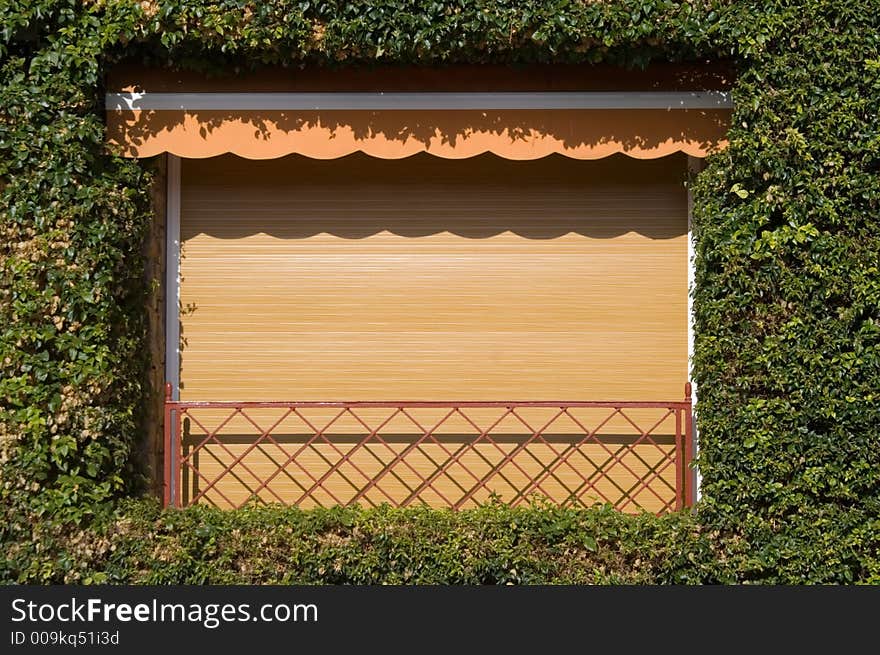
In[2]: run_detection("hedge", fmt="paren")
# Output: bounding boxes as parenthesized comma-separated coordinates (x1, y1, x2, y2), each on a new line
(1, 1, 878, 584)
(3, 499, 739, 585)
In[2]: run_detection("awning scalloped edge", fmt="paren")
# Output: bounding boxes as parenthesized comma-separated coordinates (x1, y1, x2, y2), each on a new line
(106, 108, 731, 161)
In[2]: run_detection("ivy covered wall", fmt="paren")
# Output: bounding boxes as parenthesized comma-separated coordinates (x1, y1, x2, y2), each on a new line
(1, 1, 878, 583)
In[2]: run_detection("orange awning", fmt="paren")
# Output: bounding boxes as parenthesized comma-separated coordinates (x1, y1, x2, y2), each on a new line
(106, 106, 730, 160)
(104, 64, 732, 160)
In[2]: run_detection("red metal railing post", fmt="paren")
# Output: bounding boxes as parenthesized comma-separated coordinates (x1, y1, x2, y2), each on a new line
(674, 405, 683, 511)
(684, 382, 694, 507)
(163, 383, 173, 508)
(175, 407, 183, 508)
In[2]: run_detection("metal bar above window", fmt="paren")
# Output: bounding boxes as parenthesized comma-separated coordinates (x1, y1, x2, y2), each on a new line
(106, 90, 733, 112)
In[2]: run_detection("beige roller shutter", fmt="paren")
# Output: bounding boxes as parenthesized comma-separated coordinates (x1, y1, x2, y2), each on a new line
(180, 152, 687, 401)
(178, 152, 688, 510)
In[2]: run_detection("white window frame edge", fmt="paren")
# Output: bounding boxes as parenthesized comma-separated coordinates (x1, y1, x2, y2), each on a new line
(687, 155, 703, 502)
(165, 154, 181, 401)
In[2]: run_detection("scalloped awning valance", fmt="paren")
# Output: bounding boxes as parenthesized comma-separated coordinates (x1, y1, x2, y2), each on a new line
(104, 65, 733, 160)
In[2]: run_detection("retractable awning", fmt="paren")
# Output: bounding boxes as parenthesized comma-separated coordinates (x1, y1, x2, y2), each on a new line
(104, 64, 732, 160)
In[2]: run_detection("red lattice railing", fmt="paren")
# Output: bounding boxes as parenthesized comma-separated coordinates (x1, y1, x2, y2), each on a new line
(164, 383, 694, 514)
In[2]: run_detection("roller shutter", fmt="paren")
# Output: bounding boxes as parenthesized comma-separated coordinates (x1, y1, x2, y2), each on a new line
(179, 152, 687, 403)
